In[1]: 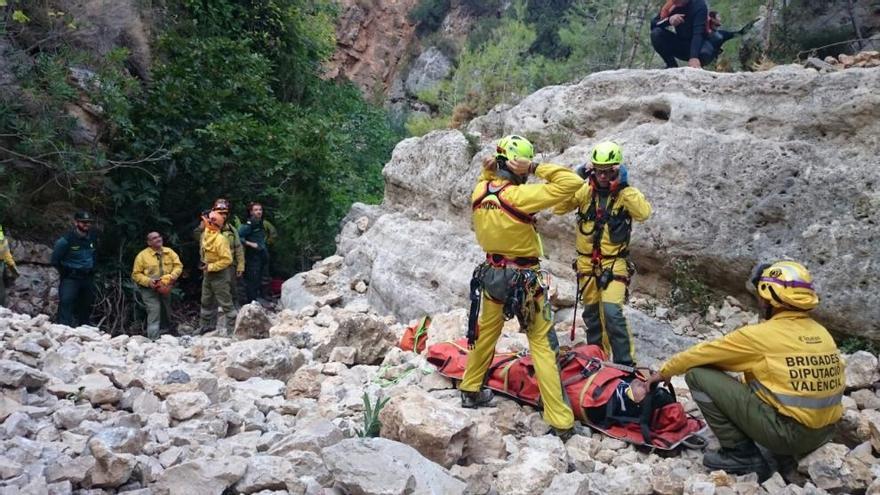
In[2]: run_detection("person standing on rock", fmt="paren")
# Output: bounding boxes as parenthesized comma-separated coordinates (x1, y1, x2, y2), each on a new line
(460, 135, 582, 440)
(650, 0, 715, 69)
(131, 232, 183, 339)
(0, 224, 19, 307)
(238, 202, 269, 305)
(554, 142, 652, 367)
(649, 261, 844, 476)
(198, 211, 236, 335)
(51, 211, 98, 327)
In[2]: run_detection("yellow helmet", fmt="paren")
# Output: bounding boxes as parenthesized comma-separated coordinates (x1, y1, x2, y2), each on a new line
(590, 141, 623, 168)
(748, 261, 819, 311)
(495, 135, 535, 162)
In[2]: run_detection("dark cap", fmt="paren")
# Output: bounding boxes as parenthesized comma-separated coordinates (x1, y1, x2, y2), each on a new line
(74, 211, 94, 222)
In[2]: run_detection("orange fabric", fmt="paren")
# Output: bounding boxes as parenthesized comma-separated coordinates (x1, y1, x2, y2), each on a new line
(659, 1, 714, 34)
(399, 316, 431, 354)
(659, 0, 675, 19)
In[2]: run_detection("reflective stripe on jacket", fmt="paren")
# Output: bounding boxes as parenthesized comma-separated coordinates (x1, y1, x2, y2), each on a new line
(660, 311, 844, 429)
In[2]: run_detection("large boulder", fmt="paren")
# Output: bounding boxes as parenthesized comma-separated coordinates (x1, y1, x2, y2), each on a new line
(379, 390, 473, 468)
(155, 456, 248, 495)
(321, 437, 466, 495)
(224, 338, 305, 381)
(233, 303, 273, 339)
(292, 67, 880, 341)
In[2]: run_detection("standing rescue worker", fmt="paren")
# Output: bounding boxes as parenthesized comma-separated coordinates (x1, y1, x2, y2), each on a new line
(239, 202, 269, 304)
(194, 199, 245, 306)
(460, 135, 583, 440)
(650, 261, 844, 475)
(131, 232, 183, 339)
(0, 224, 19, 307)
(198, 211, 236, 334)
(51, 211, 98, 327)
(554, 142, 652, 366)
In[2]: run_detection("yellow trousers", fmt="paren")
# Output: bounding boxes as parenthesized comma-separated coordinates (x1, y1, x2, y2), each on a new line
(459, 292, 575, 430)
(579, 260, 636, 366)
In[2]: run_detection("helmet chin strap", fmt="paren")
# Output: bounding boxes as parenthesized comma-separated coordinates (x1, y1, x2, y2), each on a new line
(497, 165, 526, 185)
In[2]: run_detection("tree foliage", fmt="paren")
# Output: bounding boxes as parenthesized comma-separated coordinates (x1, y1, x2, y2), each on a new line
(0, 0, 397, 317)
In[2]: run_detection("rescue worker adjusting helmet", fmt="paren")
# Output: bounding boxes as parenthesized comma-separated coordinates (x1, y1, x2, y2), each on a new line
(747, 261, 818, 311)
(495, 135, 535, 163)
(203, 210, 226, 231)
(590, 141, 623, 169)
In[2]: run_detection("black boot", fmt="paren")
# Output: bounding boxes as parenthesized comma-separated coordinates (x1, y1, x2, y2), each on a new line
(551, 427, 575, 443)
(703, 441, 769, 475)
(461, 389, 494, 409)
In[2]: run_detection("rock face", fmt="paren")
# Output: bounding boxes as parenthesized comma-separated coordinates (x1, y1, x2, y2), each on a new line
(405, 46, 453, 96)
(286, 67, 880, 340)
(326, 0, 420, 97)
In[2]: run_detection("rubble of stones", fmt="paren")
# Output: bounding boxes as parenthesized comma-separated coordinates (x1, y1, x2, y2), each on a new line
(804, 50, 880, 72)
(1, 283, 880, 494)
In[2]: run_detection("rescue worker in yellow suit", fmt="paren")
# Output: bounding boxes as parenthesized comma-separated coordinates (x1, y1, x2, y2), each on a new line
(649, 261, 844, 477)
(554, 142, 652, 366)
(459, 135, 583, 440)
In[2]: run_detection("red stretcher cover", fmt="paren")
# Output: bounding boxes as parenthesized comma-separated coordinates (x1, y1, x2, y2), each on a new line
(425, 339, 706, 450)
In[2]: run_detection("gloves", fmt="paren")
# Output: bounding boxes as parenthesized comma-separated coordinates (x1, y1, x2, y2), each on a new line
(617, 164, 629, 185)
(160, 274, 173, 285)
(610, 165, 629, 191)
(575, 164, 591, 180)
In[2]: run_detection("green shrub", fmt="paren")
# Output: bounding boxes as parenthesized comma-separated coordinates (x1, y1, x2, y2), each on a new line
(356, 392, 390, 438)
(669, 258, 715, 315)
(408, 0, 451, 34)
(405, 114, 450, 137)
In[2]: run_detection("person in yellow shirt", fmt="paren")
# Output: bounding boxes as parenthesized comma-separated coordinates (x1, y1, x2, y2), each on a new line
(198, 211, 236, 335)
(131, 232, 183, 339)
(0, 224, 19, 307)
(554, 142, 652, 366)
(460, 135, 583, 441)
(650, 261, 844, 476)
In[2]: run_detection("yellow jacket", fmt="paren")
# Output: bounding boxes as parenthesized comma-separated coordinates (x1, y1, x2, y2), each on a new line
(0, 226, 16, 270)
(660, 311, 844, 429)
(194, 224, 244, 274)
(200, 228, 233, 273)
(554, 184, 651, 273)
(131, 247, 183, 287)
(472, 164, 583, 258)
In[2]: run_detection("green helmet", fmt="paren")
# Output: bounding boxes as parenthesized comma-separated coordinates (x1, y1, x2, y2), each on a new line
(590, 141, 623, 168)
(495, 135, 535, 162)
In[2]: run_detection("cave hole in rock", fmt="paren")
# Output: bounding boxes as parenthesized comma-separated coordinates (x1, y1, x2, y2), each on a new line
(650, 106, 671, 121)
(430, 280, 440, 289)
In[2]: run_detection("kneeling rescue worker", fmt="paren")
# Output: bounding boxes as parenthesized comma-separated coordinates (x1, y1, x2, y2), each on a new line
(649, 261, 844, 476)
(459, 135, 583, 440)
(554, 142, 652, 366)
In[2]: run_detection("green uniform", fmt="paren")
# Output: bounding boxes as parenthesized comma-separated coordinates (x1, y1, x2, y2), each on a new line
(660, 310, 844, 455)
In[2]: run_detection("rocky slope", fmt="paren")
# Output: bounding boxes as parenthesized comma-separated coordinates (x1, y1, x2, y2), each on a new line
(284, 64, 880, 342)
(2, 282, 880, 494)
